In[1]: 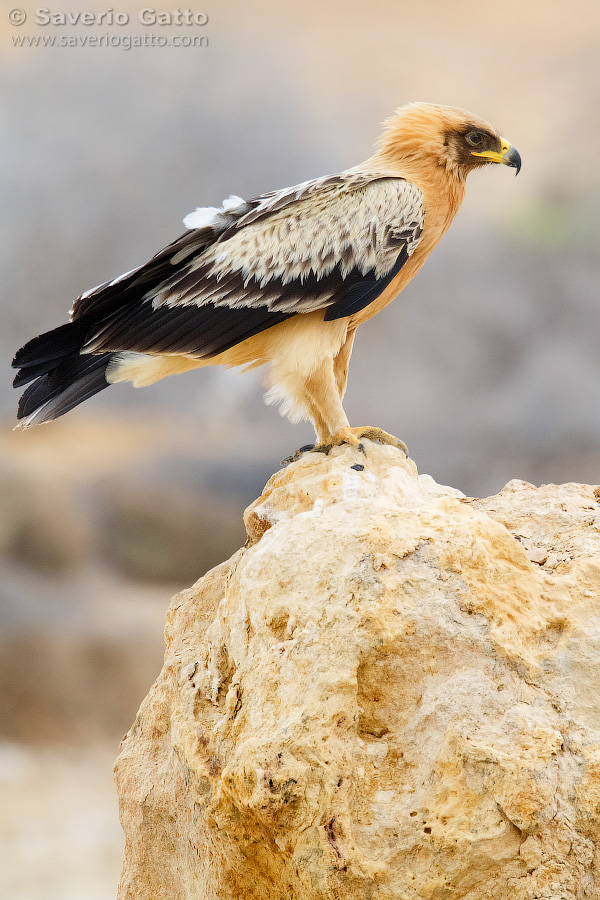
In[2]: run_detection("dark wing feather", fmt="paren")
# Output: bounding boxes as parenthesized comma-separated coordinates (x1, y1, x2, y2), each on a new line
(70, 228, 223, 322)
(323, 245, 409, 321)
(86, 300, 292, 358)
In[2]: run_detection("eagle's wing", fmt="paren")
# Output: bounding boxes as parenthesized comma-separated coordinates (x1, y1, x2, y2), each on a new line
(77, 172, 424, 360)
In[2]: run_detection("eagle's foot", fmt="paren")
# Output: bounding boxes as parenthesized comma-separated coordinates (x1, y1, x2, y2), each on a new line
(281, 434, 362, 465)
(337, 426, 408, 456)
(318, 427, 366, 454)
(282, 427, 407, 466)
(313, 426, 407, 456)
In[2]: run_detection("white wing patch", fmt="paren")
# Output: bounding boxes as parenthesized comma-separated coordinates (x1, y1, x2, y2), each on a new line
(183, 195, 246, 230)
(222, 195, 246, 212)
(183, 207, 223, 230)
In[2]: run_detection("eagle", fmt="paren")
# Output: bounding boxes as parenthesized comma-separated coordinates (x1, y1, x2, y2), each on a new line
(12, 103, 520, 454)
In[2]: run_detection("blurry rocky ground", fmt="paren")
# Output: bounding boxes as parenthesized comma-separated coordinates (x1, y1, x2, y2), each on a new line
(1, 0, 599, 896)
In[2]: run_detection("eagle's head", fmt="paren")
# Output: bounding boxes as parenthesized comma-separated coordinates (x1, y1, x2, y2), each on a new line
(377, 102, 521, 181)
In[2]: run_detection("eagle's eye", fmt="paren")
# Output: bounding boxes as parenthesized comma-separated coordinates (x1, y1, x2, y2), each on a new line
(465, 131, 485, 147)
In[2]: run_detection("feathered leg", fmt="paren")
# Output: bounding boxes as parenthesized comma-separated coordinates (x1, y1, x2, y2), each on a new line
(295, 353, 407, 457)
(333, 327, 356, 399)
(274, 318, 407, 462)
(330, 327, 408, 454)
(302, 358, 350, 443)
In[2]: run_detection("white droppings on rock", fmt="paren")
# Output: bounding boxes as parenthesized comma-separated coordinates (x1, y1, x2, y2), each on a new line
(312, 498, 324, 516)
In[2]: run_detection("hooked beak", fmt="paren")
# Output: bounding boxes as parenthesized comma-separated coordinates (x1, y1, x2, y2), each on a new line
(471, 137, 521, 175)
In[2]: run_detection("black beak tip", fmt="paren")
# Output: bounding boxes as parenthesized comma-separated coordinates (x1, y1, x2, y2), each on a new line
(507, 146, 522, 176)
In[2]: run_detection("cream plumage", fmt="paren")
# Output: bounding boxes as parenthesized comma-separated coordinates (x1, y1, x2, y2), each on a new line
(13, 102, 520, 450)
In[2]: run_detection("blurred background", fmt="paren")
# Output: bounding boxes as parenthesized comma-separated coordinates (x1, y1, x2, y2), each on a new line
(1, 0, 599, 895)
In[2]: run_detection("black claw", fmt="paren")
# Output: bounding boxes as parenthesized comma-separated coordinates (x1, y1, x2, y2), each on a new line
(280, 442, 321, 466)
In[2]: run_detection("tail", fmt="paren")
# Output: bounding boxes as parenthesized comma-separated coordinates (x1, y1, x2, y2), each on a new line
(12, 320, 113, 427)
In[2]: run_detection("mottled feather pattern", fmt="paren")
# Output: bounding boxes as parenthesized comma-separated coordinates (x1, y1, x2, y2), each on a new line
(80, 171, 424, 357)
(147, 173, 424, 313)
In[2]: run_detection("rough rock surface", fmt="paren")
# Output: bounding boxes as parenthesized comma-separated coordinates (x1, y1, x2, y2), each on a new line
(114, 442, 600, 899)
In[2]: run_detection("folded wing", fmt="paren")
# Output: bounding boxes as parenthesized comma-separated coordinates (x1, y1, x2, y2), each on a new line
(79, 172, 424, 357)
(13, 171, 424, 425)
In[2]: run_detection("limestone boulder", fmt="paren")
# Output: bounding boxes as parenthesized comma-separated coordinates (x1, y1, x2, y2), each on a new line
(115, 443, 600, 899)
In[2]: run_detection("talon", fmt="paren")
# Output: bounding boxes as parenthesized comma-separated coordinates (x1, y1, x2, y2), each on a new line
(310, 442, 333, 455)
(281, 442, 321, 466)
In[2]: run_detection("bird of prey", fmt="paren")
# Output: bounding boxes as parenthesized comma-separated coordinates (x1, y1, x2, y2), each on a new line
(13, 103, 520, 453)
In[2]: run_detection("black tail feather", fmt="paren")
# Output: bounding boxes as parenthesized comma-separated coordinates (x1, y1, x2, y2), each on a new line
(12, 319, 92, 370)
(13, 359, 60, 388)
(13, 315, 115, 426)
(16, 353, 113, 426)
(11, 227, 222, 427)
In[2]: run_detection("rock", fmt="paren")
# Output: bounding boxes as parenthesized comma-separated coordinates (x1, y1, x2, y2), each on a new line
(114, 442, 600, 899)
